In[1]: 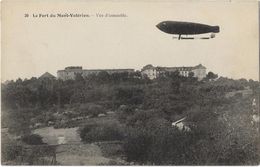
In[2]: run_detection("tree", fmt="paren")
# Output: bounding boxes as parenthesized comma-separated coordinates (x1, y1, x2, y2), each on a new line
(115, 86, 144, 105)
(167, 71, 180, 79)
(75, 73, 85, 83)
(97, 71, 110, 83)
(7, 109, 31, 136)
(248, 79, 259, 92)
(79, 103, 105, 117)
(206, 72, 218, 80)
(188, 72, 194, 78)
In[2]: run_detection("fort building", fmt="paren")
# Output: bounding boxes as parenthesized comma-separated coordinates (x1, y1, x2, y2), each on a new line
(57, 66, 135, 80)
(141, 64, 206, 80)
(57, 64, 206, 81)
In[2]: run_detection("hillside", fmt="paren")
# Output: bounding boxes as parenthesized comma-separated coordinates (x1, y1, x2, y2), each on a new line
(1, 72, 259, 165)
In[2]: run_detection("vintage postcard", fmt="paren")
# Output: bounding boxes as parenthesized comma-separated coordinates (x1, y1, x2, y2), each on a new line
(1, 0, 259, 165)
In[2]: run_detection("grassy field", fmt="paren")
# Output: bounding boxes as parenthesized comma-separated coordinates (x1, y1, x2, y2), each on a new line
(32, 115, 126, 165)
(33, 127, 81, 145)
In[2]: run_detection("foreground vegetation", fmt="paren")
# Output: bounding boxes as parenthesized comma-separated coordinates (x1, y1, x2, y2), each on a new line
(1, 71, 259, 165)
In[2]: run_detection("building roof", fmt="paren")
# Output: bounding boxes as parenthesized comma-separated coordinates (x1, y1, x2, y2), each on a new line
(163, 67, 193, 71)
(142, 64, 206, 71)
(193, 64, 206, 69)
(65, 66, 83, 70)
(83, 69, 134, 72)
(57, 69, 134, 73)
(39, 72, 56, 79)
(172, 117, 187, 125)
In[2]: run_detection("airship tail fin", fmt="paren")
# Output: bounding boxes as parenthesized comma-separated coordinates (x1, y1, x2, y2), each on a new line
(211, 26, 220, 33)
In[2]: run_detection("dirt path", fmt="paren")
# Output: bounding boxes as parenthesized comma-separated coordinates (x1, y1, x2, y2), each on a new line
(56, 144, 111, 165)
(33, 127, 117, 165)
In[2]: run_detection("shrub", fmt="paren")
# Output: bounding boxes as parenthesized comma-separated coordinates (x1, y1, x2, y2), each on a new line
(125, 109, 166, 127)
(21, 134, 46, 145)
(79, 103, 105, 117)
(79, 122, 124, 143)
(123, 127, 153, 163)
(115, 86, 144, 105)
(1, 139, 22, 162)
(123, 124, 194, 165)
(117, 105, 136, 122)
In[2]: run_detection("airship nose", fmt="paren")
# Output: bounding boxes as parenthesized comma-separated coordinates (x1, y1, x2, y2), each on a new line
(156, 23, 160, 29)
(156, 22, 163, 30)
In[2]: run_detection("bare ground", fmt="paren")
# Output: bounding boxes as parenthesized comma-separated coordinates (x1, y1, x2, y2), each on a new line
(56, 144, 111, 165)
(33, 126, 125, 165)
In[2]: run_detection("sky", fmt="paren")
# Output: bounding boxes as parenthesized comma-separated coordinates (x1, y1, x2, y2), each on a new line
(2, 0, 259, 81)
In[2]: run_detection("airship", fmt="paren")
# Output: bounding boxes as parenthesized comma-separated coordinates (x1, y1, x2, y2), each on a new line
(156, 21, 220, 40)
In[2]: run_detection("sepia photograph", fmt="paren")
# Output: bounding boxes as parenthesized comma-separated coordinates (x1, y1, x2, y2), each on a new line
(1, 0, 260, 165)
